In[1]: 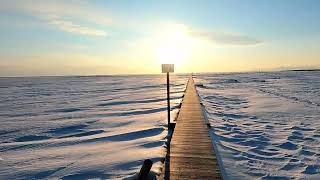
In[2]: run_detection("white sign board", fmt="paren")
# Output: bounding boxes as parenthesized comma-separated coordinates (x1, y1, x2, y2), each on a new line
(162, 64, 174, 73)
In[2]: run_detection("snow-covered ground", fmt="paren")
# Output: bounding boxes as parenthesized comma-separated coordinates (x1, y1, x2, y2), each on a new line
(0, 75, 188, 179)
(1, 71, 319, 179)
(195, 71, 320, 179)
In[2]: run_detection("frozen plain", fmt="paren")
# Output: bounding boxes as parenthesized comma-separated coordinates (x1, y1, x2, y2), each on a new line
(0, 75, 188, 179)
(0, 71, 319, 179)
(195, 71, 320, 179)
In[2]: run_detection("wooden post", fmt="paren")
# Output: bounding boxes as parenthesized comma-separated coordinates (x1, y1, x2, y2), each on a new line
(138, 159, 153, 180)
(161, 64, 174, 129)
(166, 72, 171, 129)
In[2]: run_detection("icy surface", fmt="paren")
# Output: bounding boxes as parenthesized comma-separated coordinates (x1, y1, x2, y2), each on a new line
(195, 71, 320, 179)
(0, 75, 188, 179)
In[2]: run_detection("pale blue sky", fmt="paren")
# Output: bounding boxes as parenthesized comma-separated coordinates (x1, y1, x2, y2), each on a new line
(0, 0, 319, 76)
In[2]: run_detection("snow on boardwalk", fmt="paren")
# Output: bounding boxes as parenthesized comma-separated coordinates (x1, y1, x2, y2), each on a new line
(165, 76, 221, 179)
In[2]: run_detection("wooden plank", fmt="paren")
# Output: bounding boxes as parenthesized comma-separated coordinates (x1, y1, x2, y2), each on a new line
(162, 76, 222, 179)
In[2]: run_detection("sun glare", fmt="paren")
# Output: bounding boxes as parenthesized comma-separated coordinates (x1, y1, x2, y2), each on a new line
(155, 24, 191, 65)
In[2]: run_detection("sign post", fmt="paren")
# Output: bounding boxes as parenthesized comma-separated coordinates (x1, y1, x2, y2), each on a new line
(162, 64, 174, 129)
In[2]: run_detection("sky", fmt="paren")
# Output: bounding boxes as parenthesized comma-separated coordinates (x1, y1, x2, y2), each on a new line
(0, 0, 320, 76)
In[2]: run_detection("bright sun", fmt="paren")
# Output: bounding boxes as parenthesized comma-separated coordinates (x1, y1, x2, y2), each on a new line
(155, 24, 191, 65)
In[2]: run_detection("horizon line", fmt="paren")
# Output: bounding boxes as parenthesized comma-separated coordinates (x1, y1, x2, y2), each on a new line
(1, 68, 319, 78)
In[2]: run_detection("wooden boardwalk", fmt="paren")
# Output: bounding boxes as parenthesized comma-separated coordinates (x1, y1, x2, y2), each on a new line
(163, 76, 221, 179)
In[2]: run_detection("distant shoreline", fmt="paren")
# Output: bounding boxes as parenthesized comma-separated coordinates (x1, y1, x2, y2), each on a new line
(290, 69, 320, 72)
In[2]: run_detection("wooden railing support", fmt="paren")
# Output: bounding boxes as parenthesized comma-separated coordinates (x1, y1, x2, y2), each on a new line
(137, 159, 153, 180)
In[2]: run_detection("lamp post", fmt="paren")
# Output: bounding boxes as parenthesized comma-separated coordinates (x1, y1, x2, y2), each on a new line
(162, 64, 174, 129)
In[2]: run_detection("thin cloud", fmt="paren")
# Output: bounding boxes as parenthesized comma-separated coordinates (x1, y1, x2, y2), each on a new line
(190, 30, 263, 46)
(48, 19, 107, 36)
(1, 0, 111, 37)
(1, 1, 113, 24)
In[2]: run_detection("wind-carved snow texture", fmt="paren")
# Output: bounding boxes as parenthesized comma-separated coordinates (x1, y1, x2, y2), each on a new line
(0, 75, 188, 179)
(195, 71, 320, 179)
